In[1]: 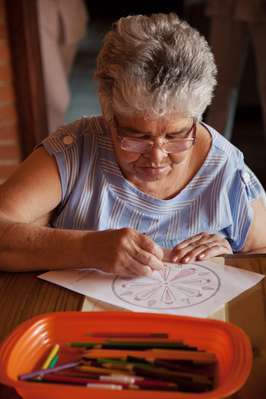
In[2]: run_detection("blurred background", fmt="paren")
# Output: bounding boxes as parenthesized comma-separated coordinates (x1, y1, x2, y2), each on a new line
(75, 0, 266, 187)
(1, 0, 265, 187)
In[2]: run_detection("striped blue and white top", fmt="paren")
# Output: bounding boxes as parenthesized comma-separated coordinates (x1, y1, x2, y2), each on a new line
(42, 116, 266, 252)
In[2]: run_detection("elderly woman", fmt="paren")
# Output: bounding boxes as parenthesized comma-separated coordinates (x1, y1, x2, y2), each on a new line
(0, 13, 265, 276)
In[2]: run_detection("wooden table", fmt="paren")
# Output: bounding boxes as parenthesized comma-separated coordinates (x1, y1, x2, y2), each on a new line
(0, 254, 266, 398)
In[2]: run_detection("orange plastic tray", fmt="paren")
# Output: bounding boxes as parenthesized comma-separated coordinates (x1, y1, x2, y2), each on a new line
(0, 311, 252, 399)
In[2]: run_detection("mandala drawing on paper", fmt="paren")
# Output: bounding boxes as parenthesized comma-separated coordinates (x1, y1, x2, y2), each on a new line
(112, 264, 220, 310)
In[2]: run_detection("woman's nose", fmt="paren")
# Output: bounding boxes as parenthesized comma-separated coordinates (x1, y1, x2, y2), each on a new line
(145, 142, 168, 163)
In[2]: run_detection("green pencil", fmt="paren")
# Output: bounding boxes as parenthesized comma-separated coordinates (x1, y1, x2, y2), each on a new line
(70, 341, 197, 350)
(49, 354, 59, 368)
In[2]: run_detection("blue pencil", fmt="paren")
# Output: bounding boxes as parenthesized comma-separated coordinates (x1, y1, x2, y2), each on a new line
(18, 361, 80, 381)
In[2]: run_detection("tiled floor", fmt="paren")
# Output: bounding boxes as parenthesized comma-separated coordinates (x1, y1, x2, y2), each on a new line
(66, 19, 266, 189)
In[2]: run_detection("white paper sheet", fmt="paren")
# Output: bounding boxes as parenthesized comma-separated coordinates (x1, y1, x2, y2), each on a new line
(38, 261, 264, 317)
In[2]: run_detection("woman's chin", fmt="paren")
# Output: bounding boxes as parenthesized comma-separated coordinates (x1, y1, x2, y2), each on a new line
(136, 166, 170, 181)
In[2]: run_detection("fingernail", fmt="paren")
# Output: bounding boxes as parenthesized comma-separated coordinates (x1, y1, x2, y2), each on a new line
(172, 256, 178, 263)
(144, 266, 152, 276)
(198, 253, 205, 259)
(183, 257, 190, 263)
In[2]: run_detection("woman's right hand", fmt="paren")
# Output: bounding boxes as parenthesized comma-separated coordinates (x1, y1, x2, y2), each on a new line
(84, 228, 164, 277)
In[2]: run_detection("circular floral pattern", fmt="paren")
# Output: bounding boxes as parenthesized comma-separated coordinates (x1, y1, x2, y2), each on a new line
(112, 263, 220, 310)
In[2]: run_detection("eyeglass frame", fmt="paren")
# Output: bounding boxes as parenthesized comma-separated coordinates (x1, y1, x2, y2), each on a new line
(113, 116, 197, 154)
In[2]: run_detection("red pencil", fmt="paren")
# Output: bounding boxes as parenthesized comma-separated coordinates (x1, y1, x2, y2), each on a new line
(33, 374, 178, 391)
(36, 374, 128, 387)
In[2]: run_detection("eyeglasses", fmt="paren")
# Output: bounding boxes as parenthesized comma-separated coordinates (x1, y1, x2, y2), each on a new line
(114, 118, 197, 154)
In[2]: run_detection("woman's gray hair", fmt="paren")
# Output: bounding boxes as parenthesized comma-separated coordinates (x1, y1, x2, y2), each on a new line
(95, 13, 217, 122)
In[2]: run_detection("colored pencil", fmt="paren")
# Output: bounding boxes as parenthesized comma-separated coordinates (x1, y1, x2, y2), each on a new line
(70, 341, 197, 350)
(83, 358, 153, 370)
(86, 332, 169, 339)
(31, 374, 178, 391)
(135, 379, 178, 391)
(49, 354, 59, 369)
(41, 344, 60, 370)
(78, 358, 213, 387)
(18, 331, 217, 393)
(85, 360, 211, 384)
(82, 349, 216, 363)
(35, 379, 123, 390)
(131, 365, 212, 387)
(55, 371, 144, 384)
(86, 383, 123, 390)
(78, 365, 133, 375)
(18, 361, 80, 381)
(81, 355, 215, 379)
(127, 355, 215, 375)
(33, 375, 128, 387)
(100, 374, 143, 383)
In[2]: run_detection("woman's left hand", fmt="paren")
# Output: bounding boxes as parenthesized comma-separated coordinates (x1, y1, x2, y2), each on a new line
(168, 232, 233, 264)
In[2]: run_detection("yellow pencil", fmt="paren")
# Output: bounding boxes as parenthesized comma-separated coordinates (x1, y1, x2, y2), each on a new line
(41, 344, 60, 370)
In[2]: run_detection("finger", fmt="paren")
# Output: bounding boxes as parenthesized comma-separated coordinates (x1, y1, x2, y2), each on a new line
(174, 233, 205, 250)
(195, 237, 232, 260)
(196, 244, 232, 260)
(139, 234, 164, 261)
(132, 235, 164, 270)
(177, 241, 219, 263)
(179, 233, 222, 250)
(171, 236, 223, 262)
(129, 264, 153, 277)
(112, 261, 136, 277)
(171, 241, 205, 262)
(180, 242, 232, 263)
(133, 248, 164, 271)
(170, 234, 210, 261)
(114, 260, 147, 277)
(178, 244, 212, 263)
(119, 254, 154, 276)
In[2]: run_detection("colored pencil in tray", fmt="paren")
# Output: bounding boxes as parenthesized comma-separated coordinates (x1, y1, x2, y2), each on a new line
(82, 348, 216, 363)
(55, 372, 144, 384)
(80, 357, 213, 383)
(48, 354, 59, 368)
(126, 355, 215, 374)
(77, 365, 133, 376)
(81, 355, 215, 370)
(29, 374, 179, 391)
(79, 360, 212, 385)
(86, 332, 169, 339)
(57, 369, 213, 391)
(18, 361, 81, 381)
(70, 340, 198, 350)
(41, 344, 60, 370)
(18, 333, 217, 393)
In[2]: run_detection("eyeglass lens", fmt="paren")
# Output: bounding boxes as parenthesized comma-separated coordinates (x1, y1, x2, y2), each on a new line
(119, 122, 196, 154)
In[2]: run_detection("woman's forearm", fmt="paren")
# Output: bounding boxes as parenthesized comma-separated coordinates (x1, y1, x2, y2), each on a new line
(0, 217, 165, 275)
(0, 217, 95, 272)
